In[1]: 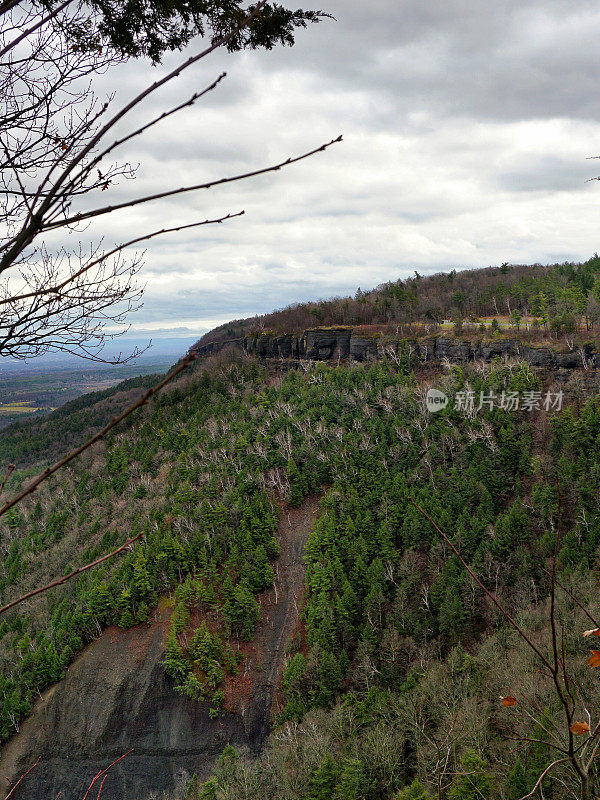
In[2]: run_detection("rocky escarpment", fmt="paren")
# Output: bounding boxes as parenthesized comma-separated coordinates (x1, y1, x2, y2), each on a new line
(242, 327, 378, 362)
(0, 498, 321, 800)
(194, 327, 600, 370)
(0, 606, 249, 800)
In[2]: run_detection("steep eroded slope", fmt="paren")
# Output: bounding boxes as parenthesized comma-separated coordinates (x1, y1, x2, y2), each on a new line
(0, 496, 321, 800)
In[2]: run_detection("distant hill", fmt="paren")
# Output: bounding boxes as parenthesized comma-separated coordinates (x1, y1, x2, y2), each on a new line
(194, 255, 600, 350)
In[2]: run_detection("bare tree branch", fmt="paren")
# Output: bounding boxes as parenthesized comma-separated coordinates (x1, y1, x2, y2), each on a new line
(517, 758, 570, 800)
(0, 352, 196, 520)
(41, 135, 343, 231)
(0, 353, 202, 615)
(410, 498, 598, 799)
(0, 0, 73, 58)
(80, 750, 133, 800)
(0, 533, 144, 615)
(1, 0, 340, 364)
(0, 211, 244, 307)
(2, 757, 40, 800)
(409, 498, 553, 671)
(541, 567, 600, 632)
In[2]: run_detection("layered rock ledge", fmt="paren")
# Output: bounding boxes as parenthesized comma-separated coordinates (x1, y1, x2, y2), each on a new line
(193, 328, 600, 370)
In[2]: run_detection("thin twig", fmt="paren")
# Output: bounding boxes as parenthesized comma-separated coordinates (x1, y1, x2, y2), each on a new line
(81, 750, 133, 800)
(0, 464, 14, 495)
(2, 757, 40, 800)
(42, 137, 343, 231)
(0, 532, 144, 615)
(517, 757, 570, 800)
(0, 0, 73, 58)
(0, 353, 196, 519)
(541, 568, 600, 631)
(0, 212, 244, 307)
(409, 498, 553, 671)
(0, 1, 269, 272)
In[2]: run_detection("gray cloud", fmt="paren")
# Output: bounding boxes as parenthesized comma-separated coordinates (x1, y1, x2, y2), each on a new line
(497, 156, 594, 192)
(38, 1, 600, 336)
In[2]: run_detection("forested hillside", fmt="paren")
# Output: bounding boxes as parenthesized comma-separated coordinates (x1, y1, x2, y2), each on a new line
(0, 373, 163, 468)
(198, 255, 600, 348)
(1, 264, 600, 799)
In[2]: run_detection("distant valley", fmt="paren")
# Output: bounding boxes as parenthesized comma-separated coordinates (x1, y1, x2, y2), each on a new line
(0, 335, 198, 428)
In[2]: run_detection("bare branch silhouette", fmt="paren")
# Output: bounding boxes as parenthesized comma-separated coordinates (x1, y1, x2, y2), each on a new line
(0, 352, 196, 521)
(410, 497, 599, 800)
(1, 0, 340, 362)
(2, 757, 40, 800)
(80, 749, 133, 800)
(0, 533, 144, 615)
(40, 135, 343, 231)
(409, 498, 553, 671)
(0, 353, 201, 614)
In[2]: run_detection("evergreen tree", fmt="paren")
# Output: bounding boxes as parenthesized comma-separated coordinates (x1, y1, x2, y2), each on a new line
(448, 752, 493, 800)
(309, 753, 340, 800)
(505, 758, 529, 800)
(334, 758, 368, 800)
(394, 780, 433, 800)
(163, 633, 189, 681)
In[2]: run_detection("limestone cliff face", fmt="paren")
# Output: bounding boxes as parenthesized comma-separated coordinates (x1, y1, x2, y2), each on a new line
(211, 329, 598, 370)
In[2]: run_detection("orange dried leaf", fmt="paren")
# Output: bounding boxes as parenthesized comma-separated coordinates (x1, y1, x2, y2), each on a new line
(570, 721, 591, 735)
(583, 629, 600, 637)
(587, 650, 600, 668)
(500, 695, 518, 707)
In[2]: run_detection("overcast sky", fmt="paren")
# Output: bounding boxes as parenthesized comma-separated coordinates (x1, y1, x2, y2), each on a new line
(72, 0, 600, 340)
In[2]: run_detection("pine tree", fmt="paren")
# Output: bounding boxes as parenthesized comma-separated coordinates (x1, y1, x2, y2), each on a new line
(505, 758, 528, 800)
(309, 753, 340, 800)
(448, 751, 493, 800)
(190, 622, 214, 672)
(250, 545, 275, 592)
(88, 580, 114, 625)
(287, 458, 308, 507)
(224, 582, 260, 639)
(195, 776, 218, 800)
(163, 633, 189, 681)
(393, 779, 433, 800)
(334, 758, 368, 800)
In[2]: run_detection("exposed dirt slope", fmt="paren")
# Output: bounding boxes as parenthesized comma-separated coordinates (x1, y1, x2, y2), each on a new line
(239, 495, 321, 743)
(0, 496, 321, 800)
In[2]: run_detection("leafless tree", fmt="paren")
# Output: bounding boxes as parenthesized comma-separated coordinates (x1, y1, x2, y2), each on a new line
(0, 0, 340, 363)
(411, 498, 600, 800)
(1, 747, 132, 800)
